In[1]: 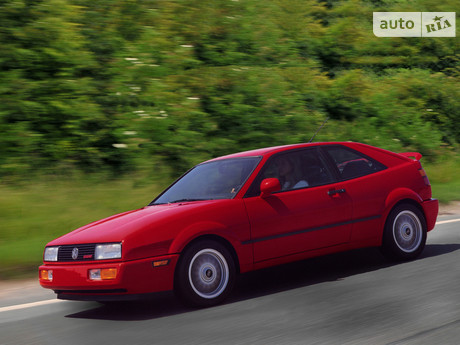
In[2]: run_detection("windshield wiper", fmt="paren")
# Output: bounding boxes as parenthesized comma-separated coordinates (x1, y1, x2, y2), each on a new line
(168, 198, 209, 203)
(150, 198, 216, 206)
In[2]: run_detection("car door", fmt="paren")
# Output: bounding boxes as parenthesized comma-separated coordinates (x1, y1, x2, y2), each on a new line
(243, 148, 353, 263)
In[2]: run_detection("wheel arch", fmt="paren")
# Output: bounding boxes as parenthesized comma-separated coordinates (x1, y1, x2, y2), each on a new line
(384, 197, 426, 230)
(391, 198, 425, 215)
(175, 234, 241, 276)
(384, 188, 425, 222)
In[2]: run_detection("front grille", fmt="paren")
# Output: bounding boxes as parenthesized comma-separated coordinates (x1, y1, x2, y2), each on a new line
(57, 244, 96, 262)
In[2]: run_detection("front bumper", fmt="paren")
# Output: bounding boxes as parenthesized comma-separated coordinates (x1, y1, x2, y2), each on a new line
(39, 254, 179, 301)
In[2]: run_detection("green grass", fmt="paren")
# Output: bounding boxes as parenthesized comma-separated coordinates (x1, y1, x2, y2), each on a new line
(430, 181, 460, 204)
(0, 176, 164, 279)
(0, 159, 458, 280)
(425, 159, 460, 203)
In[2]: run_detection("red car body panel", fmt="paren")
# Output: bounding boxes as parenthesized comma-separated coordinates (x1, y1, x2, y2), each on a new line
(244, 183, 353, 262)
(39, 142, 438, 300)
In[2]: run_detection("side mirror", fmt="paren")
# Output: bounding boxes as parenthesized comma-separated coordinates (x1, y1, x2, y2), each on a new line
(260, 178, 281, 198)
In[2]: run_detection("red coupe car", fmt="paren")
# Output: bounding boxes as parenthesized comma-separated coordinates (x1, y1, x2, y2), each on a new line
(39, 142, 438, 306)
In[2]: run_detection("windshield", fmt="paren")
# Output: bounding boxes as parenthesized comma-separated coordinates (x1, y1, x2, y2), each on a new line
(151, 157, 261, 205)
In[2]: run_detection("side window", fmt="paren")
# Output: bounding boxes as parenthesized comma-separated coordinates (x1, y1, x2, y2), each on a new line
(244, 148, 335, 197)
(323, 146, 386, 180)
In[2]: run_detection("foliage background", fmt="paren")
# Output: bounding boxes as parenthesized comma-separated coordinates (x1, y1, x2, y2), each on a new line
(0, 0, 458, 179)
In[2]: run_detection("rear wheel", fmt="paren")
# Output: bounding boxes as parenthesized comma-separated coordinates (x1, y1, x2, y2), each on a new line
(381, 203, 427, 261)
(175, 240, 236, 307)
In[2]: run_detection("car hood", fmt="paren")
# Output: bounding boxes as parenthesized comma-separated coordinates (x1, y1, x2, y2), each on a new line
(48, 202, 200, 245)
(45, 199, 248, 260)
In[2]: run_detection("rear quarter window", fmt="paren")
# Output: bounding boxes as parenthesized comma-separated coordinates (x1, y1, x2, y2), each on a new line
(323, 145, 387, 180)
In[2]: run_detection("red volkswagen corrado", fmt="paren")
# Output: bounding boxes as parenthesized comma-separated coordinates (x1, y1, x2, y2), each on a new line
(40, 142, 438, 306)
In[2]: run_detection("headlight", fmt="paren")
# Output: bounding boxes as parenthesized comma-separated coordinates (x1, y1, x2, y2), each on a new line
(44, 247, 59, 262)
(95, 243, 122, 260)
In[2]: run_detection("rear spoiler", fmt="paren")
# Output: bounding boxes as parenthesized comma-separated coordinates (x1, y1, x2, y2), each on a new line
(399, 152, 422, 161)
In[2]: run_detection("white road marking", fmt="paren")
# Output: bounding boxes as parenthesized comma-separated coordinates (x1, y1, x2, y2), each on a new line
(0, 299, 63, 313)
(436, 218, 460, 225)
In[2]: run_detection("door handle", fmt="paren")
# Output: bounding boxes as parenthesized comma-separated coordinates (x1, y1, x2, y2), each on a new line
(328, 188, 346, 196)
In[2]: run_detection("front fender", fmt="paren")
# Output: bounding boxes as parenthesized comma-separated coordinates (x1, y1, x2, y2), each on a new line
(169, 221, 231, 253)
(169, 219, 254, 273)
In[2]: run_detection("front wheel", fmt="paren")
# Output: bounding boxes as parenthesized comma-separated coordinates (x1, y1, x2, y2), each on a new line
(174, 240, 236, 307)
(381, 203, 427, 261)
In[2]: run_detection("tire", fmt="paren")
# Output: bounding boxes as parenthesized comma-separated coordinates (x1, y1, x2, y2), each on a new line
(381, 203, 427, 261)
(174, 240, 236, 307)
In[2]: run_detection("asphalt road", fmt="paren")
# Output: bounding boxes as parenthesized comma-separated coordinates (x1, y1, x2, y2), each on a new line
(1, 215, 459, 345)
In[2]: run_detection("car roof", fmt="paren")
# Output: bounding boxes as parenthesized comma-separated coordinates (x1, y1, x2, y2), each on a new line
(206, 142, 353, 162)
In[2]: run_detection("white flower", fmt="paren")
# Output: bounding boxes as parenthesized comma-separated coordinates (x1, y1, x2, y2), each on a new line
(133, 110, 149, 117)
(112, 143, 127, 148)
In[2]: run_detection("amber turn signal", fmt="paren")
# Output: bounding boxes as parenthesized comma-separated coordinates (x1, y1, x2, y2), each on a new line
(88, 268, 118, 280)
(40, 269, 53, 281)
(152, 259, 170, 267)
